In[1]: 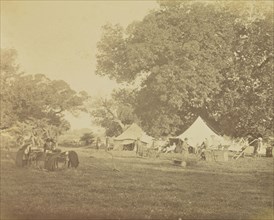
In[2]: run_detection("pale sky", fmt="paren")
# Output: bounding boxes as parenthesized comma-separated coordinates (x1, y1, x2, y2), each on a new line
(1, 0, 158, 129)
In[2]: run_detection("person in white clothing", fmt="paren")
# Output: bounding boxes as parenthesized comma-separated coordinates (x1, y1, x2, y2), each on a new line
(166, 142, 176, 153)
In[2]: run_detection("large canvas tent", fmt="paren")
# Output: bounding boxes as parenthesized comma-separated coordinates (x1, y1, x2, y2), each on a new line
(113, 123, 154, 150)
(176, 116, 224, 148)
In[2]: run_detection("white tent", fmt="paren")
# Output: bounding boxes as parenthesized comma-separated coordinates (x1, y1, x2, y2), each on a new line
(113, 123, 154, 150)
(177, 116, 224, 148)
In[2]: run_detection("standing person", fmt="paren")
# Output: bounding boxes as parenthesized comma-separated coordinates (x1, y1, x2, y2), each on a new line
(43, 138, 54, 153)
(96, 137, 99, 150)
(181, 138, 189, 161)
(253, 137, 263, 157)
(257, 137, 263, 153)
(182, 138, 189, 151)
(199, 138, 208, 160)
(135, 139, 139, 155)
(106, 137, 109, 151)
(202, 138, 209, 149)
(135, 138, 142, 156)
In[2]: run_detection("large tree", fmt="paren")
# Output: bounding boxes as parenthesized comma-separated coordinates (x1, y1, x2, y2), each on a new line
(208, 8, 273, 137)
(88, 96, 138, 137)
(0, 49, 22, 129)
(0, 48, 89, 143)
(96, 1, 273, 138)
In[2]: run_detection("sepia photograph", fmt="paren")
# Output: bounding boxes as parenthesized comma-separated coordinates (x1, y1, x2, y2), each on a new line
(0, 0, 273, 219)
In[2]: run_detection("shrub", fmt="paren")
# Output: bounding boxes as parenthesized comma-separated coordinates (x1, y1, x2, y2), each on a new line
(80, 132, 95, 146)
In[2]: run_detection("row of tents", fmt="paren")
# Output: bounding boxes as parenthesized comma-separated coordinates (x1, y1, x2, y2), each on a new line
(112, 116, 270, 156)
(113, 116, 227, 151)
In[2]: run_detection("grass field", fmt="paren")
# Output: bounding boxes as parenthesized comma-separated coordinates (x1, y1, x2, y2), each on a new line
(1, 147, 273, 220)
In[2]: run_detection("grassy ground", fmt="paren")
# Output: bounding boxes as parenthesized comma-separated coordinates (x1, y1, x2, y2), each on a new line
(1, 147, 273, 220)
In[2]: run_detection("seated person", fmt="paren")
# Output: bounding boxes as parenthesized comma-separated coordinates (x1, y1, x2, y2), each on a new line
(188, 146, 195, 154)
(165, 143, 176, 153)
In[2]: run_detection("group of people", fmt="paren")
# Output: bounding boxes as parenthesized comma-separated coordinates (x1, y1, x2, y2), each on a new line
(16, 138, 79, 170)
(162, 138, 210, 161)
(43, 138, 60, 153)
(16, 138, 57, 167)
(162, 134, 267, 159)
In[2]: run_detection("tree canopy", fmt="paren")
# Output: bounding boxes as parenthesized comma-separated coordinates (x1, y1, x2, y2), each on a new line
(88, 96, 139, 137)
(80, 132, 95, 145)
(96, 1, 273, 138)
(1, 48, 89, 143)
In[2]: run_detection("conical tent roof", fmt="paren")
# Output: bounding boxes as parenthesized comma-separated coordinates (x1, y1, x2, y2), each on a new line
(177, 116, 223, 147)
(114, 123, 153, 144)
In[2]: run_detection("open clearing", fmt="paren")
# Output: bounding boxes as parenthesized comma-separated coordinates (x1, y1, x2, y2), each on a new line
(1, 147, 273, 220)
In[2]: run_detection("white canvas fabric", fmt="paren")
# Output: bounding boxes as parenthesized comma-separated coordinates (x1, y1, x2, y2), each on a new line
(113, 123, 154, 150)
(177, 117, 224, 148)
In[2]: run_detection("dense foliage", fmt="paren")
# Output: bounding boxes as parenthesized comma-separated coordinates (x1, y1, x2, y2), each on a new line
(89, 97, 138, 137)
(80, 132, 95, 145)
(96, 1, 273, 138)
(1, 49, 88, 144)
